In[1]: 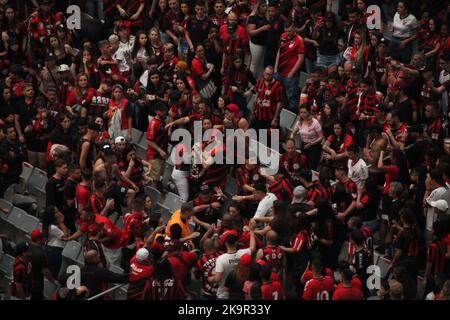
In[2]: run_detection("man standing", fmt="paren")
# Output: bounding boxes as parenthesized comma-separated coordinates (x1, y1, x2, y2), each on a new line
(252, 66, 283, 130)
(274, 20, 305, 112)
(29, 230, 59, 300)
(347, 144, 368, 189)
(11, 242, 32, 300)
(424, 169, 448, 245)
(46, 159, 69, 211)
(0, 125, 26, 191)
(166, 202, 195, 240)
(146, 102, 169, 185)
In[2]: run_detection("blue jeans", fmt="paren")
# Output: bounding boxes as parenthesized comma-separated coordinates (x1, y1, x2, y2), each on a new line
(316, 53, 341, 67)
(275, 73, 300, 112)
(389, 36, 413, 64)
(86, 0, 105, 21)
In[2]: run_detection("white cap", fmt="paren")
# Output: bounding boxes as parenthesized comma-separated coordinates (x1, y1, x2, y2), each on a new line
(58, 64, 70, 72)
(430, 199, 449, 212)
(136, 248, 149, 262)
(292, 186, 307, 204)
(115, 136, 126, 144)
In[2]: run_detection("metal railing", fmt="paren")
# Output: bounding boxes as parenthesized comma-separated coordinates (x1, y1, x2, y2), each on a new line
(87, 283, 127, 300)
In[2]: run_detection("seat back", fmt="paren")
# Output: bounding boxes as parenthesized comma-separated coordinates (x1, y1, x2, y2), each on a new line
(299, 71, 310, 89)
(19, 162, 34, 192)
(162, 192, 184, 212)
(28, 168, 48, 194)
(62, 241, 83, 263)
(0, 254, 15, 279)
(0, 198, 13, 220)
(279, 109, 298, 131)
(131, 128, 144, 146)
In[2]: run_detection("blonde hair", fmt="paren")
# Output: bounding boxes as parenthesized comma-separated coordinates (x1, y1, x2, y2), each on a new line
(353, 31, 367, 67)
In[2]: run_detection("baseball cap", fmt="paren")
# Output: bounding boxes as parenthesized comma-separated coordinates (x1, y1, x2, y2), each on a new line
(15, 242, 31, 256)
(226, 103, 239, 114)
(219, 229, 239, 246)
(136, 248, 150, 262)
(430, 199, 449, 212)
(115, 136, 126, 144)
(58, 64, 70, 72)
(240, 253, 252, 266)
(31, 229, 44, 242)
(292, 186, 306, 204)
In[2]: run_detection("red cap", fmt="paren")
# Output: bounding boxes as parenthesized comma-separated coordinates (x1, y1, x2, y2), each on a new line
(240, 253, 252, 266)
(219, 229, 239, 246)
(226, 103, 239, 114)
(31, 229, 43, 241)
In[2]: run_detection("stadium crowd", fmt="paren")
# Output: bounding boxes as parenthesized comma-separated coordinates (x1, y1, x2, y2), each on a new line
(1, 0, 450, 300)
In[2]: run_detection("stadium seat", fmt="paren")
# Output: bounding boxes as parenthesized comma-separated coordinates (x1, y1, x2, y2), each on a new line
(62, 241, 83, 265)
(161, 161, 174, 189)
(279, 109, 298, 131)
(108, 212, 120, 225)
(135, 134, 147, 160)
(377, 256, 391, 278)
(113, 285, 128, 300)
(0, 198, 13, 221)
(0, 254, 15, 280)
(28, 168, 48, 211)
(5, 207, 40, 243)
(155, 203, 172, 223)
(43, 279, 57, 300)
(299, 71, 310, 89)
(131, 128, 144, 146)
(162, 192, 185, 213)
(19, 162, 35, 193)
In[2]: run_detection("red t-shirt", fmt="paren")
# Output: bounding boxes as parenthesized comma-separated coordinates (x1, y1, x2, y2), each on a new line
(146, 117, 168, 160)
(75, 184, 91, 209)
(219, 24, 248, 43)
(383, 165, 399, 194)
(302, 276, 335, 300)
(261, 280, 285, 300)
(191, 57, 207, 78)
(332, 285, 363, 300)
(66, 88, 95, 107)
(167, 251, 198, 283)
(277, 33, 305, 77)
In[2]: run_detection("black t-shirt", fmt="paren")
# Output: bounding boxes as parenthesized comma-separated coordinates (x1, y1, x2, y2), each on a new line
(45, 176, 66, 211)
(394, 227, 419, 259)
(30, 244, 48, 294)
(224, 270, 245, 299)
(186, 16, 214, 47)
(0, 101, 15, 121)
(395, 98, 415, 124)
(266, 18, 285, 49)
(405, 139, 427, 168)
(248, 15, 269, 46)
(0, 139, 26, 179)
(14, 98, 36, 130)
(317, 27, 345, 56)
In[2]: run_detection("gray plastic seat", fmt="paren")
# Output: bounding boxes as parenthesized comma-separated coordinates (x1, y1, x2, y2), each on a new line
(108, 264, 124, 274)
(131, 128, 143, 146)
(0, 254, 15, 280)
(162, 192, 184, 213)
(0, 198, 13, 220)
(62, 241, 83, 263)
(279, 109, 298, 131)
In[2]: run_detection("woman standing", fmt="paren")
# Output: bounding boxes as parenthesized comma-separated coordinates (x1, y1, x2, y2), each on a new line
(47, 34, 75, 66)
(246, 0, 270, 81)
(388, 1, 419, 64)
(43, 206, 69, 279)
(131, 30, 153, 81)
(347, 30, 369, 71)
(290, 104, 323, 170)
(191, 44, 216, 100)
(105, 84, 133, 141)
(148, 27, 164, 58)
(313, 12, 345, 68)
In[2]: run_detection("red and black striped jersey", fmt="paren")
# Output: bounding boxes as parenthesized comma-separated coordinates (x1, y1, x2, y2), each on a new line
(305, 183, 318, 202)
(262, 246, 284, 276)
(358, 91, 378, 128)
(236, 165, 261, 195)
(268, 178, 293, 202)
(427, 118, 443, 145)
(280, 152, 303, 185)
(202, 144, 229, 189)
(344, 81, 360, 121)
(427, 238, 446, 276)
(146, 117, 169, 160)
(310, 184, 333, 204)
(254, 79, 283, 121)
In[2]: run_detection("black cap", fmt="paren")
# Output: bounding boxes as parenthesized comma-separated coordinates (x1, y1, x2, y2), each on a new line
(15, 242, 31, 256)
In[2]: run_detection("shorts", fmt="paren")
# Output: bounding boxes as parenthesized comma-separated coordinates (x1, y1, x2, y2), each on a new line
(149, 158, 164, 181)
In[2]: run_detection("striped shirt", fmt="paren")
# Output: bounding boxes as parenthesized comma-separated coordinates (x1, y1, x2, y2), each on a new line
(254, 79, 283, 121)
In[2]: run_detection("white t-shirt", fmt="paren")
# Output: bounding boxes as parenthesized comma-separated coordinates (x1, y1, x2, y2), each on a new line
(392, 12, 419, 38)
(47, 225, 66, 248)
(254, 193, 278, 219)
(113, 46, 132, 73)
(348, 158, 368, 188)
(214, 248, 251, 299)
(439, 70, 450, 115)
(426, 186, 447, 231)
